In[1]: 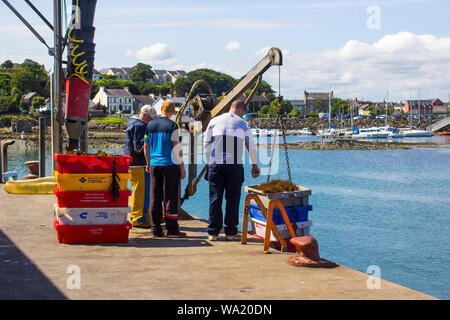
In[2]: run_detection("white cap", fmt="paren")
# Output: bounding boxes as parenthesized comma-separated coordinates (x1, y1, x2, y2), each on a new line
(140, 105, 157, 119)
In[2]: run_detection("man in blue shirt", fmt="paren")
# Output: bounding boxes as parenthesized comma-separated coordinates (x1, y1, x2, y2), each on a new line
(144, 100, 186, 237)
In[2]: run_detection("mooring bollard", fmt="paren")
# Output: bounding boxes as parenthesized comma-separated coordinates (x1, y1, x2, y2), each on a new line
(0, 139, 15, 183)
(39, 117, 46, 177)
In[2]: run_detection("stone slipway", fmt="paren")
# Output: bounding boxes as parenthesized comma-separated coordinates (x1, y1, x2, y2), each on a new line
(0, 188, 436, 300)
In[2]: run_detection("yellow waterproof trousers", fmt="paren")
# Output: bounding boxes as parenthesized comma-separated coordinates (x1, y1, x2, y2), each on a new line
(129, 167, 151, 226)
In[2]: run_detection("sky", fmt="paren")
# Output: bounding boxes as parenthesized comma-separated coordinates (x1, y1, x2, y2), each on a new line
(1, 0, 450, 103)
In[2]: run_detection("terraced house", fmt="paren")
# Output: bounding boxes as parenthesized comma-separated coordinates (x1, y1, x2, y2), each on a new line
(92, 86, 135, 114)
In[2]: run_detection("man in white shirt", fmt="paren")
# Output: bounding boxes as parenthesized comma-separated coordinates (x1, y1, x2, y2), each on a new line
(203, 100, 260, 241)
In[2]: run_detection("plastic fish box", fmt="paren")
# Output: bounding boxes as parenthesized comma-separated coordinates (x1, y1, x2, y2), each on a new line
(54, 171, 130, 191)
(54, 220, 132, 244)
(244, 184, 311, 208)
(248, 203, 311, 225)
(249, 217, 312, 242)
(54, 189, 131, 208)
(54, 205, 130, 225)
(54, 154, 132, 174)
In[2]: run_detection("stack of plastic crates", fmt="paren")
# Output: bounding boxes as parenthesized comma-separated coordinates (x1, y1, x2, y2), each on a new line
(53, 153, 133, 244)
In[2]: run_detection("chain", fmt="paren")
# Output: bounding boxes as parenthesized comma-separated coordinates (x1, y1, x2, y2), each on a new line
(278, 103, 292, 183)
(266, 67, 292, 183)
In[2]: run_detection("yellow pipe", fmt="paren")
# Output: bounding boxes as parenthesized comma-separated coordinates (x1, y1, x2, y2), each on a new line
(175, 79, 214, 124)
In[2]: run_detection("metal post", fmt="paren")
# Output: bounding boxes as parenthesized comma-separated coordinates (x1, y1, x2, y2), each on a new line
(39, 117, 46, 177)
(80, 123, 88, 153)
(53, 0, 63, 164)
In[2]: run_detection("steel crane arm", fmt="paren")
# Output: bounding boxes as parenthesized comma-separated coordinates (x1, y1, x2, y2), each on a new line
(209, 47, 282, 120)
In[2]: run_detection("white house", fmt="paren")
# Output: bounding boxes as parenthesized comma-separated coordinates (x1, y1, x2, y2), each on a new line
(98, 67, 133, 80)
(152, 96, 192, 121)
(92, 86, 135, 113)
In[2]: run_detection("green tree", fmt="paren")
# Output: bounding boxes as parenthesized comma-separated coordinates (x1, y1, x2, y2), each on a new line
(174, 69, 235, 97)
(0, 96, 18, 114)
(269, 99, 293, 115)
(10, 70, 40, 94)
(314, 98, 327, 112)
(10, 87, 23, 103)
(0, 73, 11, 96)
(1, 60, 14, 69)
(289, 107, 301, 117)
(32, 96, 45, 108)
(157, 83, 173, 96)
(260, 104, 270, 114)
(128, 63, 155, 83)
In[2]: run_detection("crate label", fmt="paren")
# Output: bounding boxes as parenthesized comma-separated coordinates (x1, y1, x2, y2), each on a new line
(79, 212, 88, 219)
(95, 212, 109, 219)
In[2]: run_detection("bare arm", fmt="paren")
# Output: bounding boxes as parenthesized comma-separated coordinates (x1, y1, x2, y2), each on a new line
(144, 141, 151, 172)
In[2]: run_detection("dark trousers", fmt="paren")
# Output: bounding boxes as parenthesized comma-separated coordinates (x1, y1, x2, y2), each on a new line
(149, 165, 181, 233)
(207, 164, 244, 236)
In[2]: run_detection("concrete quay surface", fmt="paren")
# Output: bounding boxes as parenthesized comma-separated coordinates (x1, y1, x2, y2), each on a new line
(0, 188, 436, 300)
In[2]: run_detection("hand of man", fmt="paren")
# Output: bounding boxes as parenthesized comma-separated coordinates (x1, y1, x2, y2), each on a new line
(180, 165, 186, 180)
(145, 164, 150, 173)
(251, 164, 260, 178)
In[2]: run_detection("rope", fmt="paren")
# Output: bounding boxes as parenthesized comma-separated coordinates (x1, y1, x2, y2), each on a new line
(110, 156, 120, 203)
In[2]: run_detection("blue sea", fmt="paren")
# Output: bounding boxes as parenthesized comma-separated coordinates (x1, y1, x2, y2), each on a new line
(5, 135, 450, 299)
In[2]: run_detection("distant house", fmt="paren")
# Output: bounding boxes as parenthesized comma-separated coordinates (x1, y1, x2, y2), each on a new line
(22, 92, 39, 106)
(304, 90, 333, 112)
(405, 99, 434, 116)
(98, 67, 134, 80)
(93, 73, 104, 81)
(92, 86, 135, 113)
(134, 94, 156, 113)
(290, 100, 307, 115)
(98, 67, 187, 85)
(152, 70, 187, 84)
(236, 92, 269, 113)
(431, 99, 447, 116)
(152, 96, 192, 121)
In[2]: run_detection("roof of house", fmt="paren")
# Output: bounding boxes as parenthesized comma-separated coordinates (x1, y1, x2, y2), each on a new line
(121, 67, 134, 75)
(103, 88, 133, 97)
(304, 91, 332, 100)
(237, 94, 268, 103)
(154, 70, 169, 78)
(290, 100, 306, 106)
(406, 99, 434, 106)
(134, 95, 156, 105)
(23, 92, 38, 100)
(176, 70, 187, 77)
(432, 98, 444, 105)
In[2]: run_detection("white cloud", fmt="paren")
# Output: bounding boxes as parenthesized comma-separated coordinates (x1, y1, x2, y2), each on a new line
(225, 41, 242, 52)
(277, 32, 450, 101)
(134, 43, 173, 63)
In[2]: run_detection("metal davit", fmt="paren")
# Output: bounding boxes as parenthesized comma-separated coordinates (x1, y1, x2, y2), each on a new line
(65, 0, 97, 151)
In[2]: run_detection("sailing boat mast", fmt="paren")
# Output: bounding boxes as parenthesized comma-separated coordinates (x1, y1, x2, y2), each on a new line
(328, 87, 331, 128)
(409, 88, 413, 127)
(418, 89, 421, 127)
(385, 90, 388, 127)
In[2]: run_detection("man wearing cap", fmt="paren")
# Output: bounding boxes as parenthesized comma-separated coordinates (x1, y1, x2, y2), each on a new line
(204, 100, 260, 241)
(124, 105, 156, 228)
(144, 100, 186, 238)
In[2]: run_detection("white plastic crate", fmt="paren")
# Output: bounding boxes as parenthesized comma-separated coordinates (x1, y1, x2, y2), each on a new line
(53, 204, 130, 225)
(249, 217, 312, 241)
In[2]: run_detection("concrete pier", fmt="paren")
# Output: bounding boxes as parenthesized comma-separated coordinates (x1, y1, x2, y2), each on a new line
(0, 188, 436, 300)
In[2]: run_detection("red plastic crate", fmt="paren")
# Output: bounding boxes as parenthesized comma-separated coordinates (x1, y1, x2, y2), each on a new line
(54, 153, 132, 174)
(54, 188, 131, 208)
(54, 220, 132, 244)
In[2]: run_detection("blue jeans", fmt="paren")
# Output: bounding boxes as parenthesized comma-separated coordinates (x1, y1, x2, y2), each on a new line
(207, 164, 244, 236)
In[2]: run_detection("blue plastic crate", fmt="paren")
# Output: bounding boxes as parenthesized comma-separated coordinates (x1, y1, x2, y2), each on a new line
(248, 203, 312, 225)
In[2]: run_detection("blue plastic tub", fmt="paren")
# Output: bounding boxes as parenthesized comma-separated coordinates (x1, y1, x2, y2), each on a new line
(248, 203, 312, 225)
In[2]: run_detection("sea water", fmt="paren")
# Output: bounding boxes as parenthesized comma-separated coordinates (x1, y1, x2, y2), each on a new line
(5, 139, 450, 299)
